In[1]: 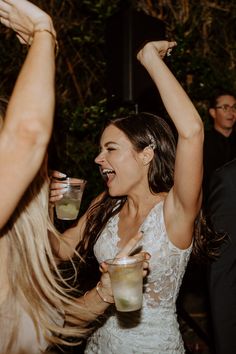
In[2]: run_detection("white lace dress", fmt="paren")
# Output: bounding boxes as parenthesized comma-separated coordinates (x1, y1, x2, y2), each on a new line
(85, 201, 192, 354)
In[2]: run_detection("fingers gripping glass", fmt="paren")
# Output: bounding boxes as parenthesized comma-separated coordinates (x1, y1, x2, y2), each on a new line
(215, 104, 236, 113)
(55, 178, 87, 220)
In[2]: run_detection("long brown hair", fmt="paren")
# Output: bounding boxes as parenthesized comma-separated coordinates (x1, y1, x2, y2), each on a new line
(78, 112, 223, 264)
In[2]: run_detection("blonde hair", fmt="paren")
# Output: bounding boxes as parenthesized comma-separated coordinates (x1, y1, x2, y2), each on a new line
(0, 98, 92, 351)
(0, 164, 92, 351)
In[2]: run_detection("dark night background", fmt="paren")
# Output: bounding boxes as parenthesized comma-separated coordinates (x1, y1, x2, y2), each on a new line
(0, 1, 235, 353)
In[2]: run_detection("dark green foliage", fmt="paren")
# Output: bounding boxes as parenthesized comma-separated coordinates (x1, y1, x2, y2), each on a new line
(49, 99, 130, 208)
(1, 0, 236, 207)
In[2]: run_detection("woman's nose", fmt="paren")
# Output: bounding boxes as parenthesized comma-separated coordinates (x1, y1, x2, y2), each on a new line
(95, 151, 105, 164)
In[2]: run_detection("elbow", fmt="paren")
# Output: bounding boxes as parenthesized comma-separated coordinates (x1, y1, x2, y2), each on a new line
(192, 118, 204, 140)
(18, 118, 52, 148)
(183, 115, 204, 141)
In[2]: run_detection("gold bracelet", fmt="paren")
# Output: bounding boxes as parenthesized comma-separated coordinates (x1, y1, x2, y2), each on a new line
(96, 281, 114, 304)
(83, 291, 104, 316)
(28, 28, 59, 57)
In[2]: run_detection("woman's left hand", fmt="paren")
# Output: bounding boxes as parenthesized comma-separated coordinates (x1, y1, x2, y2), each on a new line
(0, 0, 55, 44)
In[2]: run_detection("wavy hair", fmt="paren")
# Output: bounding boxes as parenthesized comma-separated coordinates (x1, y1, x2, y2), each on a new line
(78, 112, 223, 263)
(0, 165, 95, 352)
(0, 99, 92, 352)
(77, 113, 174, 255)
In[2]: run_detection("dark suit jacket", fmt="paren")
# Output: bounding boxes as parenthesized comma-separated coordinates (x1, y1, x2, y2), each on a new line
(207, 158, 236, 354)
(203, 129, 236, 208)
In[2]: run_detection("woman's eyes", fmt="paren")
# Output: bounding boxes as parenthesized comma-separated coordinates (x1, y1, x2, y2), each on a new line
(98, 146, 116, 153)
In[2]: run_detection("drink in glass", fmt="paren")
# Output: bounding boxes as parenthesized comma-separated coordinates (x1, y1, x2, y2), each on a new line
(106, 254, 144, 312)
(55, 178, 87, 220)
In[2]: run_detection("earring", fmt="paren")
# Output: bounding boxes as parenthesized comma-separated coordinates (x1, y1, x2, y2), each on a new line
(143, 157, 148, 165)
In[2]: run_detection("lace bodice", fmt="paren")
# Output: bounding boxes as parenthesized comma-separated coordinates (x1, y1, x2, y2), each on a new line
(85, 201, 192, 354)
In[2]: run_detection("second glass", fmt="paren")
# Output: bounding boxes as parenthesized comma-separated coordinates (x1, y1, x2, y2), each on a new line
(106, 254, 144, 312)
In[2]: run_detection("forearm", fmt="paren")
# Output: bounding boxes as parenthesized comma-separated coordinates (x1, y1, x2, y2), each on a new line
(5, 30, 56, 144)
(75, 282, 114, 322)
(65, 233, 146, 326)
(49, 225, 81, 261)
(0, 30, 56, 228)
(139, 45, 203, 138)
(65, 280, 113, 327)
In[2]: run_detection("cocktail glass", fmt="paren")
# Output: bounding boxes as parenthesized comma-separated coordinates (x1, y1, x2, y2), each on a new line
(106, 254, 144, 312)
(55, 178, 87, 220)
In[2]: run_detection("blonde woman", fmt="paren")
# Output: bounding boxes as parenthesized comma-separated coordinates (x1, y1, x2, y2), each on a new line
(0, 146, 144, 353)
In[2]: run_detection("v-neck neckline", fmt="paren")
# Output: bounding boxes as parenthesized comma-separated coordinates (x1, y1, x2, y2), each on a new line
(115, 199, 165, 249)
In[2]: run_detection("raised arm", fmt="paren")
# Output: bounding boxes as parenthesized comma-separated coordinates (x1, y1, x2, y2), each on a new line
(137, 41, 204, 248)
(0, 0, 56, 228)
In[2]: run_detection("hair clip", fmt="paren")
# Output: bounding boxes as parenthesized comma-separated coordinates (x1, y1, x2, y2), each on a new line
(147, 134, 157, 150)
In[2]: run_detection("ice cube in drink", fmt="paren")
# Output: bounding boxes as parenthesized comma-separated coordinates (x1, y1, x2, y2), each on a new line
(55, 178, 87, 220)
(55, 197, 81, 220)
(107, 256, 143, 312)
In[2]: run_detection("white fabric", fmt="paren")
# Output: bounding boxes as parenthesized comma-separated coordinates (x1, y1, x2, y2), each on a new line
(85, 201, 192, 354)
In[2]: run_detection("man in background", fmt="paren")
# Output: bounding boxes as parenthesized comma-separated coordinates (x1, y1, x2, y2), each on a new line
(203, 90, 236, 206)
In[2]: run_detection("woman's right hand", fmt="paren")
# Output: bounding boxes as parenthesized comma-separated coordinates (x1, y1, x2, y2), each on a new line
(0, 0, 55, 44)
(137, 40, 177, 64)
(49, 170, 68, 204)
(49, 170, 86, 205)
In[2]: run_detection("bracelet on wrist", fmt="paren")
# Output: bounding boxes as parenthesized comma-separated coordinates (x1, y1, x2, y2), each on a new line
(96, 281, 114, 304)
(83, 291, 104, 316)
(27, 28, 59, 56)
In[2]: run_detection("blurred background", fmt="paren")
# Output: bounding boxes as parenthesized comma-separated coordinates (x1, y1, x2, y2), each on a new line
(1, 1, 235, 353)
(1, 0, 235, 205)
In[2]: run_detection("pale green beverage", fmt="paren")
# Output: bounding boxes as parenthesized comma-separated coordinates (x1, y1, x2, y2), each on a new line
(55, 178, 87, 220)
(106, 255, 144, 312)
(55, 197, 82, 220)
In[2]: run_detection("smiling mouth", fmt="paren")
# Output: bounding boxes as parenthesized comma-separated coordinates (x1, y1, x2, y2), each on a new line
(100, 168, 115, 182)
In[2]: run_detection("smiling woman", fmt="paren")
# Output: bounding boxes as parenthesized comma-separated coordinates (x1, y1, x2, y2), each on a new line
(95, 123, 151, 196)
(47, 39, 223, 354)
(0, 1, 138, 353)
(95, 113, 175, 198)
